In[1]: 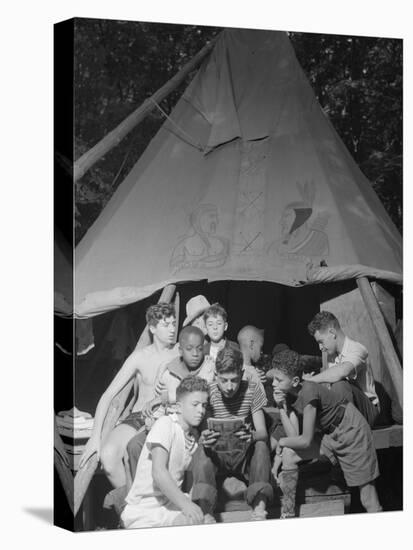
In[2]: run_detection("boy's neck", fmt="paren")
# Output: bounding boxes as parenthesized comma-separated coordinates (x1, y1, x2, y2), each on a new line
(152, 338, 173, 353)
(176, 413, 190, 433)
(210, 337, 226, 347)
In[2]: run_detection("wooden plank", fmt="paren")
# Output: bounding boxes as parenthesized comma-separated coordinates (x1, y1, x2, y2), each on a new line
(218, 510, 252, 523)
(299, 499, 345, 518)
(357, 277, 403, 410)
(373, 425, 403, 449)
(73, 284, 177, 516)
(73, 38, 218, 182)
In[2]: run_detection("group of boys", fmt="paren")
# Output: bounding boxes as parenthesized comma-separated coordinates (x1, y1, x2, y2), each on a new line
(80, 296, 382, 529)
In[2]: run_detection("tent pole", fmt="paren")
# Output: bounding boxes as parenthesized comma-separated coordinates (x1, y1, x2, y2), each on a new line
(74, 37, 218, 182)
(356, 276, 403, 410)
(73, 284, 177, 517)
(54, 416, 75, 515)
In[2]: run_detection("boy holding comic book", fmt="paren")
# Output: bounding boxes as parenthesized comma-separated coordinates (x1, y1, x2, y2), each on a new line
(191, 346, 273, 521)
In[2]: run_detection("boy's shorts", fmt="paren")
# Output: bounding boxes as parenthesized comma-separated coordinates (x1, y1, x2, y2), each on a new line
(320, 402, 379, 487)
(121, 495, 188, 529)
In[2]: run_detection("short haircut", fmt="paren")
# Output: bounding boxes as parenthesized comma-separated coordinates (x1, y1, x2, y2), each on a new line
(308, 311, 340, 336)
(178, 325, 205, 345)
(203, 303, 228, 323)
(237, 325, 264, 345)
(271, 343, 290, 356)
(146, 302, 176, 327)
(271, 349, 303, 379)
(215, 347, 243, 376)
(176, 376, 209, 401)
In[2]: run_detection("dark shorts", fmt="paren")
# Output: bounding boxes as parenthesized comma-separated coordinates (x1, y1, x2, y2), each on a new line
(320, 402, 379, 487)
(120, 412, 145, 431)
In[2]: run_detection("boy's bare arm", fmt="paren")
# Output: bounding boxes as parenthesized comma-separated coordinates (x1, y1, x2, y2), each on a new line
(251, 409, 269, 442)
(79, 350, 142, 466)
(151, 445, 204, 522)
(278, 404, 317, 451)
(304, 361, 355, 384)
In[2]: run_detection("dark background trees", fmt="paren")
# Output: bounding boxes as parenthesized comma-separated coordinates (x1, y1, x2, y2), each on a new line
(74, 19, 402, 243)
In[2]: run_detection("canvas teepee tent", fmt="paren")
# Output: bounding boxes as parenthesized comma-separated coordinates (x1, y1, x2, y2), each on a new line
(74, 28, 402, 319)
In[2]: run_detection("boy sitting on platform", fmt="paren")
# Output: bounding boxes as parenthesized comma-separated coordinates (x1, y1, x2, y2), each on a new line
(203, 303, 239, 363)
(121, 377, 209, 529)
(191, 347, 273, 521)
(271, 349, 382, 517)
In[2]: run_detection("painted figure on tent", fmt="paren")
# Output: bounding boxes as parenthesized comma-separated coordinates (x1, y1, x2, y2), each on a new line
(170, 204, 230, 273)
(268, 181, 330, 262)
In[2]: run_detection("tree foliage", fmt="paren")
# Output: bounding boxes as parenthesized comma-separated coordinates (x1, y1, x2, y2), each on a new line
(74, 19, 402, 243)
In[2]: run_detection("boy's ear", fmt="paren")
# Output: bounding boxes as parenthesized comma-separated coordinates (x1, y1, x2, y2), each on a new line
(292, 376, 300, 387)
(149, 324, 156, 335)
(224, 322, 228, 332)
(175, 400, 182, 414)
(178, 343, 183, 355)
(328, 327, 337, 338)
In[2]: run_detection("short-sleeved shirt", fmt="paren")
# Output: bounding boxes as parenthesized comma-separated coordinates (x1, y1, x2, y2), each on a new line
(329, 337, 378, 405)
(291, 381, 347, 433)
(207, 379, 267, 423)
(125, 414, 197, 506)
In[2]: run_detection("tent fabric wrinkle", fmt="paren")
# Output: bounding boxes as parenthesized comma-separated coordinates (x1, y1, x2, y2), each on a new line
(73, 29, 402, 318)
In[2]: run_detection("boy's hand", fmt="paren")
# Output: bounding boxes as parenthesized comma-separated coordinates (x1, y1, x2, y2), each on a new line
(272, 453, 283, 481)
(79, 436, 100, 469)
(273, 389, 286, 409)
(256, 368, 268, 385)
(199, 429, 220, 448)
(234, 423, 253, 443)
(142, 397, 161, 418)
(302, 372, 315, 381)
(181, 501, 204, 524)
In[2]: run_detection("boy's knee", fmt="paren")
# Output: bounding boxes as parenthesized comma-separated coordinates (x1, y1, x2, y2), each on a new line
(100, 443, 122, 474)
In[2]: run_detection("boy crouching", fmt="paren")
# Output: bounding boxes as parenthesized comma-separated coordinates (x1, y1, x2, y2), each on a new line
(121, 377, 209, 529)
(271, 349, 382, 517)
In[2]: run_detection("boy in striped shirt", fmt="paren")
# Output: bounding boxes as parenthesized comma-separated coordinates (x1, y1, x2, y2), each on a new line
(191, 347, 273, 521)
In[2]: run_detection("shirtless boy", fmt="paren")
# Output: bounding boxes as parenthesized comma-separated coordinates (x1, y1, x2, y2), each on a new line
(79, 303, 178, 488)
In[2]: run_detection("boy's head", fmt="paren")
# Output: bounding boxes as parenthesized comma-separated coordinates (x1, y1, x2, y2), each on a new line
(146, 302, 176, 346)
(308, 311, 342, 355)
(203, 303, 228, 343)
(271, 349, 303, 395)
(215, 347, 243, 398)
(176, 376, 209, 428)
(178, 326, 205, 371)
(237, 325, 264, 363)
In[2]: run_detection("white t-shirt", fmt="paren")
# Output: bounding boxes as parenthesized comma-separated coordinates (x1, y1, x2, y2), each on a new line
(329, 336, 378, 405)
(125, 414, 197, 506)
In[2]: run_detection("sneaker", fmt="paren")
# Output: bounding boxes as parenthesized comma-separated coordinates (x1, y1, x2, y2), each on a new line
(251, 508, 268, 521)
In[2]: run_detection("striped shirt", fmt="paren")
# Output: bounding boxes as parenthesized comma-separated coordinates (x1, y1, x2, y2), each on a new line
(207, 380, 267, 422)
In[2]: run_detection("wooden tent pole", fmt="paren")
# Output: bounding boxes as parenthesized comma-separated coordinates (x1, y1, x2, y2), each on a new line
(73, 284, 177, 516)
(54, 416, 75, 515)
(356, 277, 403, 409)
(74, 37, 218, 183)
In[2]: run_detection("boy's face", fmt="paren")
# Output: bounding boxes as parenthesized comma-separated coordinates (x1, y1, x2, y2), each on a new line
(150, 315, 176, 346)
(313, 328, 337, 355)
(179, 333, 205, 370)
(177, 391, 208, 427)
(272, 368, 299, 396)
(216, 371, 242, 398)
(205, 314, 227, 343)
